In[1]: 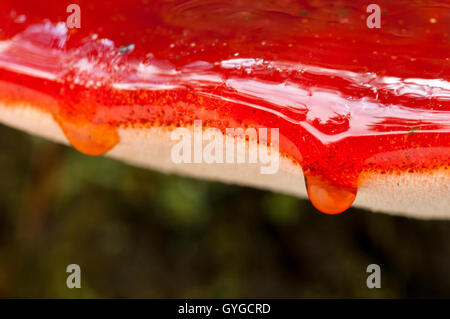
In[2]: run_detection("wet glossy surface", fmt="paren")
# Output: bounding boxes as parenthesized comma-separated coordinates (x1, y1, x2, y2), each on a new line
(0, 0, 449, 214)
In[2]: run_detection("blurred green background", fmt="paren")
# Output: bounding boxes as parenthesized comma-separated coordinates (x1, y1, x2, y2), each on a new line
(1, 124, 450, 298)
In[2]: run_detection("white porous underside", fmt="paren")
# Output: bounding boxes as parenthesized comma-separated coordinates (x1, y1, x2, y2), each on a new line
(0, 103, 448, 219)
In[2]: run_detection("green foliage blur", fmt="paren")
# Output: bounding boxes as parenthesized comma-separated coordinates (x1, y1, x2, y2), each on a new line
(1, 124, 450, 298)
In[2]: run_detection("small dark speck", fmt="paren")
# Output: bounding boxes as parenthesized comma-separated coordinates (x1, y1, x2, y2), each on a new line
(408, 127, 418, 135)
(118, 43, 135, 54)
(299, 10, 309, 17)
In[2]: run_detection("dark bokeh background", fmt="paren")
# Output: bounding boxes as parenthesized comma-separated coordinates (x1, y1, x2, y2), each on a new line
(1, 124, 450, 298)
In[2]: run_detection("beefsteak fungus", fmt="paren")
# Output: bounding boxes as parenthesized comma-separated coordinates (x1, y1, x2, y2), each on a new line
(0, 0, 449, 217)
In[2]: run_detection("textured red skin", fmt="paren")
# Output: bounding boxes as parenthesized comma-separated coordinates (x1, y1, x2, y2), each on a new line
(0, 0, 449, 214)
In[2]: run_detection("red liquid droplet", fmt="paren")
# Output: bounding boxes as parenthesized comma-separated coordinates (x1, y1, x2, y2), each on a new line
(305, 174, 357, 215)
(55, 116, 119, 156)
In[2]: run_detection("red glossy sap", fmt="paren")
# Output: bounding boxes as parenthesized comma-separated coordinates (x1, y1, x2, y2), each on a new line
(0, 0, 449, 214)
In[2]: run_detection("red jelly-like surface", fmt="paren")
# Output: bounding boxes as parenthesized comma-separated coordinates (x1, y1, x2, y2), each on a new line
(0, 0, 449, 214)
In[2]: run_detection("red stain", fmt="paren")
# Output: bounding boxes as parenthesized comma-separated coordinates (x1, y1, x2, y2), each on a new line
(0, 0, 448, 214)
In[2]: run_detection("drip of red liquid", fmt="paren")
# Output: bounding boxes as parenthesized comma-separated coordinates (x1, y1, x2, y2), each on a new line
(55, 117, 119, 156)
(305, 175, 357, 215)
(0, 0, 449, 214)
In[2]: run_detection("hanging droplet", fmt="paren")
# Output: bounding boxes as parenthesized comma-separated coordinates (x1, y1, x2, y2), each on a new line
(305, 174, 357, 214)
(55, 115, 119, 156)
